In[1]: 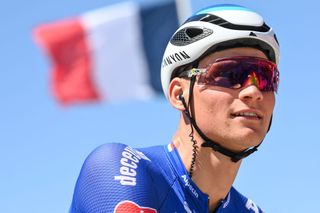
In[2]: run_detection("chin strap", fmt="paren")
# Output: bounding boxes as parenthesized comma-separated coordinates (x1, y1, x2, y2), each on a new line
(180, 76, 262, 163)
(201, 140, 260, 162)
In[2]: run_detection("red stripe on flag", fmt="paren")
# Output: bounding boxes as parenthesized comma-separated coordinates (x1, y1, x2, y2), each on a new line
(34, 18, 100, 104)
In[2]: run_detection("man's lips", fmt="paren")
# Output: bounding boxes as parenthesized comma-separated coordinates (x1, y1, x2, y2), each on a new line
(231, 110, 263, 120)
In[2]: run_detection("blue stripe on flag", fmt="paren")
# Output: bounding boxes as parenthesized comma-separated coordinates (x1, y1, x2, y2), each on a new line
(139, 1, 179, 93)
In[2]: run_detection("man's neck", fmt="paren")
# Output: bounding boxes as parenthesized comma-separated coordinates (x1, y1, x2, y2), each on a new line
(173, 134, 241, 212)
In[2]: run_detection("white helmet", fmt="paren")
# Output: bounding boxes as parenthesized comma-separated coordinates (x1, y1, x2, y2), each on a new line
(161, 4, 280, 98)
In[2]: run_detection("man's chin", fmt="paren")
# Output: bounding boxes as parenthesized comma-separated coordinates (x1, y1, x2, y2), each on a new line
(232, 129, 266, 148)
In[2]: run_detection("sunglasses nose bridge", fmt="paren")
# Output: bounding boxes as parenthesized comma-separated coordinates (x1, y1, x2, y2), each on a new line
(243, 72, 260, 88)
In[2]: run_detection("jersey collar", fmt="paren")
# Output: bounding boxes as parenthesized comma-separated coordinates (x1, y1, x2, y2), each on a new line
(165, 143, 233, 211)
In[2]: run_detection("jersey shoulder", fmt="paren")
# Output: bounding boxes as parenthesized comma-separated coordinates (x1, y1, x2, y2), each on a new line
(220, 187, 264, 213)
(70, 143, 172, 213)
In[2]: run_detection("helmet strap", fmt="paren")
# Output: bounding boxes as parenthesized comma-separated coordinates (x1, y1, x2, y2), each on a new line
(181, 76, 198, 177)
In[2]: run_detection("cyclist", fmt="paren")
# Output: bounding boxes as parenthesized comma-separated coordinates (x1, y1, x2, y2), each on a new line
(70, 4, 280, 212)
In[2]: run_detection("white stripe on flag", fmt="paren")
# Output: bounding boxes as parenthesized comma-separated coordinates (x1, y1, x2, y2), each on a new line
(81, 2, 155, 101)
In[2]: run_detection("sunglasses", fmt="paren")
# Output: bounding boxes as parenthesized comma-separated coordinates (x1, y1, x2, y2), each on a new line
(180, 56, 280, 92)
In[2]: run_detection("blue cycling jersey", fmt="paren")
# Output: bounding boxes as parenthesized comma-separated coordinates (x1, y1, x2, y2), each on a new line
(70, 143, 264, 212)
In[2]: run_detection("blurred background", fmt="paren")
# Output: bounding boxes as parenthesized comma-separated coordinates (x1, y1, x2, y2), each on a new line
(1, 0, 319, 212)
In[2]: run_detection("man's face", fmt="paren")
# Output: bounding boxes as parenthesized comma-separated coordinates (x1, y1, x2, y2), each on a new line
(191, 47, 276, 151)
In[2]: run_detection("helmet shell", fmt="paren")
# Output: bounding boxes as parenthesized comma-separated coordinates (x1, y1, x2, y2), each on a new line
(161, 4, 280, 98)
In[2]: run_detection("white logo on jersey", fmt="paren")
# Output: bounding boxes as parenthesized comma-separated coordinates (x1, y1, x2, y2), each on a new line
(181, 175, 199, 198)
(183, 201, 193, 213)
(114, 146, 150, 186)
(246, 199, 259, 213)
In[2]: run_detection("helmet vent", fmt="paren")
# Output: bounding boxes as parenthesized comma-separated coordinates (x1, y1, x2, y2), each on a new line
(185, 28, 203, 38)
(274, 34, 279, 45)
(170, 27, 213, 46)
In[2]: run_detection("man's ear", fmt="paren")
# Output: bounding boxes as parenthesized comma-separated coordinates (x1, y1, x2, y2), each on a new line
(168, 77, 187, 111)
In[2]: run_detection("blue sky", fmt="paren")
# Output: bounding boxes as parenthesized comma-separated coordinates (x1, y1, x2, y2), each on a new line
(1, 0, 319, 212)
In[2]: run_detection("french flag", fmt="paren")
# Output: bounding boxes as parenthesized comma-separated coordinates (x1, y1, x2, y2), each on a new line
(33, 1, 184, 105)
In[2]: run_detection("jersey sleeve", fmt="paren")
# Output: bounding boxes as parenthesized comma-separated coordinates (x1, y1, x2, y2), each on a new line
(69, 143, 159, 213)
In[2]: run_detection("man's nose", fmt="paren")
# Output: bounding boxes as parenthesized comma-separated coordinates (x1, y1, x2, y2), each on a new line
(239, 72, 263, 101)
(239, 84, 263, 102)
